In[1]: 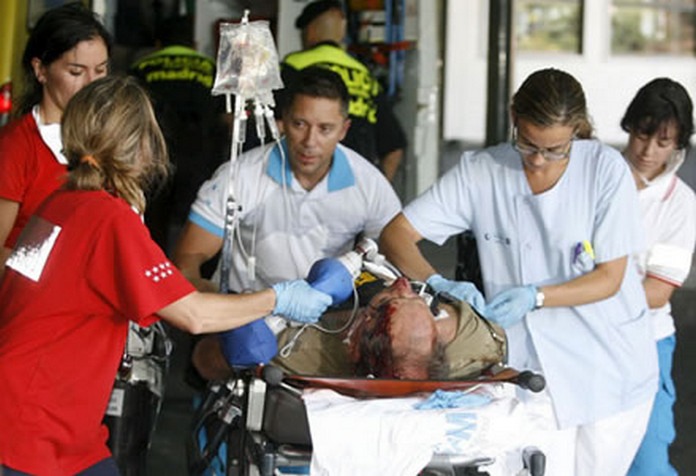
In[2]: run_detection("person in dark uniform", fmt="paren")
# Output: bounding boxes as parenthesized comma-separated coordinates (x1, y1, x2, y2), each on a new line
(281, 0, 407, 182)
(129, 15, 228, 254)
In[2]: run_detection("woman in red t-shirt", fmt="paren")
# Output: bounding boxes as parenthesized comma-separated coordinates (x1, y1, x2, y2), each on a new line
(0, 75, 331, 476)
(0, 3, 111, 278)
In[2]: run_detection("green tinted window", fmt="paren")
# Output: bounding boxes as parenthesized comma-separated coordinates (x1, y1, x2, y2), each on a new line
(515, 0, 583, 53)
(612, 1, 695, 55)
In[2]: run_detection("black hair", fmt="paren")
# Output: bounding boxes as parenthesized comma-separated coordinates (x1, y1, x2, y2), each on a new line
(18, 2, 113, 114)
(295, 0, 344, 30)
(621, 78, 694, 149)
(156, 15, 194, 47)
(281, 66, 350, 117)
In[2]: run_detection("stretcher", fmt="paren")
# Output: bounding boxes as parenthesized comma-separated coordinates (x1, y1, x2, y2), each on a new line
(104, 322, 171, 474)
(188, 239, 546, 475)
(188, 364, 547, 476)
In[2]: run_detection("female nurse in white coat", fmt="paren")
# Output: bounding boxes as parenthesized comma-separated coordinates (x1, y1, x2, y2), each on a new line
(379, 68, 658, 476)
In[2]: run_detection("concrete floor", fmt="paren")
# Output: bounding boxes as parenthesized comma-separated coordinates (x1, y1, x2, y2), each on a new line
(145, 238, 696, 474)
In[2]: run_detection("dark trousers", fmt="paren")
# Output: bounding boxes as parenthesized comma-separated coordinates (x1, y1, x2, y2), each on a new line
(2, 457, 120, 476)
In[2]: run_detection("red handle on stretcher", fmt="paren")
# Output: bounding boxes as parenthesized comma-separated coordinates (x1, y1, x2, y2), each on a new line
(262, 366, 545, 398)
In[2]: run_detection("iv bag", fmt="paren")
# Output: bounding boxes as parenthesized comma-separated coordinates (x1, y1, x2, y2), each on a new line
(212, 20, 283, 105)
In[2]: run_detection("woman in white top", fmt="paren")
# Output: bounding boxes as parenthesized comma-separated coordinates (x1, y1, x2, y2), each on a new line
(622, 78, 695, 476)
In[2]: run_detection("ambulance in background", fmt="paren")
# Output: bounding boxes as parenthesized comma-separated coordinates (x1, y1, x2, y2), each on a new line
(0, 0, 29, 127)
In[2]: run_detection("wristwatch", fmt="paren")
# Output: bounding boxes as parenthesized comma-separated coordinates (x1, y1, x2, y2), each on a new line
(534, 288, 545, 309)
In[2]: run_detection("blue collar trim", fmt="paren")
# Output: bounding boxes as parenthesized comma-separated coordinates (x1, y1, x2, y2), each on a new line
(266, 139, 355, 191)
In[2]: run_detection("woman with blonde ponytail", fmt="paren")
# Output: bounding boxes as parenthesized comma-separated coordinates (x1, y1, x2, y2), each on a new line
(61, 74, 169, 213)
(0, 76, 331, 476)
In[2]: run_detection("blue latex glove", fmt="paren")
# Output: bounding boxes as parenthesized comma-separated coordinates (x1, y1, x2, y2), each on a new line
(484, 285, 537, 328)
(414, 390, 492, 410)
(272, 280, 332, 324)
(219, 321, 278, 367)
(426, 274, 486, 313)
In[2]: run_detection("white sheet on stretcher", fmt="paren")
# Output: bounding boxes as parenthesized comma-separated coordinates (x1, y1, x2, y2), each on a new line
(303, 384, 536, 476)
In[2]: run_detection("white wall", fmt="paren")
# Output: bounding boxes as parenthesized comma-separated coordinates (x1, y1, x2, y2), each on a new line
(395, 0, 444, 199)
(276, 1, 305, 58)
(194, 0, 244, 59)
(443, 0, 696, 146)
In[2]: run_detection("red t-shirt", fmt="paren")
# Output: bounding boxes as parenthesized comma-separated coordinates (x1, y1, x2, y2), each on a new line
(0, 113, 67, 248)
(0, 190, 194, 475)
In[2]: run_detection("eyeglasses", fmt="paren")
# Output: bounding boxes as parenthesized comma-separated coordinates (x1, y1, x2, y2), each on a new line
(513, 129, 574, 161)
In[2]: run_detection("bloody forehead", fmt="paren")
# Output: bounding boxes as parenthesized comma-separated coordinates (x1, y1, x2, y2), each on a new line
(369, 300, 396, 336)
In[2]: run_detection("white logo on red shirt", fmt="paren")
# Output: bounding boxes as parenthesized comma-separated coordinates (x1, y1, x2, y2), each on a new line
(6, 217, 62, 282)
(144, 261, 174, 283)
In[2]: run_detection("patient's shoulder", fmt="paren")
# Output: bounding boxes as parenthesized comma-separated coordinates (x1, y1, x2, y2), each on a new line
(445, 303, 506, 379)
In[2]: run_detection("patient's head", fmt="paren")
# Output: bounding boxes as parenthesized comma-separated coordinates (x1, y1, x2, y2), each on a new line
(349, 278, 449, 380)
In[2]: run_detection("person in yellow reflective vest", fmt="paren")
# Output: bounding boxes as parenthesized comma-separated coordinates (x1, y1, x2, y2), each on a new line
(282, 0, 407, 183)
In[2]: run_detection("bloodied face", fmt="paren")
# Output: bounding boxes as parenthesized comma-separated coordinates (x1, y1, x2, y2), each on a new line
(349, 278, 443, 380)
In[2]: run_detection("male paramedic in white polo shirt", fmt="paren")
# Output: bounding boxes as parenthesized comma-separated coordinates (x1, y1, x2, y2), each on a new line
(173, 67, 401, 316)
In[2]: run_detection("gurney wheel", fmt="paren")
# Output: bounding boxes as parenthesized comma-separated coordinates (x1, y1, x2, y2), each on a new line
(523, 446, 546, 476)
(514, 370, 546, 393)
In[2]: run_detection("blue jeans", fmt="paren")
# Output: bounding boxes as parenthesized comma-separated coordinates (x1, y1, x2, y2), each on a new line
(2, 457, 120, 476)
(627, 334, 678, 476)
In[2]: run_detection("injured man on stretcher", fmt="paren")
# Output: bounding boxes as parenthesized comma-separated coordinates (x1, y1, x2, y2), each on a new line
(192, 274, 555, 475)
(191, 274, 507, 382)
(192, 275, 549, 476)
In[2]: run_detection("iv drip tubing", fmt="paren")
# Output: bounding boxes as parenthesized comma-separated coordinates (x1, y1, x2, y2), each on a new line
(219, 93, 246, 294)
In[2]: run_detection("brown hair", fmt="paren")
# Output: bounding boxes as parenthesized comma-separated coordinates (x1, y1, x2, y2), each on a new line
(62, 75, 169, 213)
(352, 303, 396, 378)
(512, 68, 593, 139)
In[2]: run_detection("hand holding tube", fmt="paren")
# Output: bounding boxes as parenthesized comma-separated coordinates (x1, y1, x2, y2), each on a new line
(426, 274, 486, 313)
(272, 280, 332, 323)
(484, 285, 537, 328)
